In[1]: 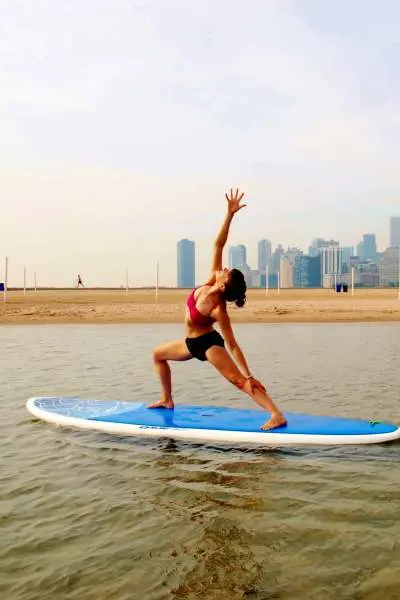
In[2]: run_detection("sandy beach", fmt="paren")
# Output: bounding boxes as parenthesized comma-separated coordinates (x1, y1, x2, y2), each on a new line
(1, 288, 399, 325)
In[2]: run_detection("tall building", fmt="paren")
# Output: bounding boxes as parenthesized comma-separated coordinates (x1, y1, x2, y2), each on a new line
(341, 246, 354, 273)
(379, 247, 400, 286)
(357, 234, 377, 262)
(294, 255, 321, 288)
(321, 244, 341, 274)
(390, 216, 400, 247)
(285, 247, 302, 263)
(308, 238, 326, 257)
(228, 244, 247, 269)
(272, 245, 284, 273)
(280, 256, 293, 288)
(320, 243, 342, 288)
(363, 234, 377, 260)
(257, 239, 272, 274)
(248, 269, 260, 288)
(278, 248, 302, 288)
(356, 240, 364, 261)
(177, 239, 195, 288)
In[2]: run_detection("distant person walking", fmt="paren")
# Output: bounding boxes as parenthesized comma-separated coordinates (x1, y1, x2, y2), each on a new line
(76, 274, 84, 288)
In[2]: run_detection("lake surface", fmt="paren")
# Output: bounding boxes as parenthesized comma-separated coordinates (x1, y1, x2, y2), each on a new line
(1, 323, 400, 600)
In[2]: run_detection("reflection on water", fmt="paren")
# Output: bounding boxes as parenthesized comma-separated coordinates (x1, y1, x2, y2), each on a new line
(1, 323, 400, 599)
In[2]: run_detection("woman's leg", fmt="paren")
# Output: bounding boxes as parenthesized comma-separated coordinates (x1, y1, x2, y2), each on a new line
(205, 346, 286, 430)
(148, 339, 193, 409)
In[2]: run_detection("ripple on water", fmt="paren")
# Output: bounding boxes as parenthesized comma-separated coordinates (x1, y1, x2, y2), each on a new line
(1, 323, 400, 599)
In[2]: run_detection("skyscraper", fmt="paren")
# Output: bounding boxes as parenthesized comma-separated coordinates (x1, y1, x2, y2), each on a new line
(341, 246, 354, 273)
(321, 245, 341, 274)
(308, 238, 326, 257)
(228, 245, 247, 269)
(357, 234, 377, 261)
(379, 247, 400, 286)
(279, 256, 293, 288)
(257, 239, 272, 274)
(320, 243, 342, 287)
(362, 234, 377, 260)
(272, 245, 284, 273)
(294, 255, 321, 287)
(177, 239, 195, 288)
(390, 216, 400, 247)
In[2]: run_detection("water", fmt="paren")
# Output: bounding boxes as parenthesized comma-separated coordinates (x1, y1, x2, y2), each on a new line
(1, 323, 400, 600)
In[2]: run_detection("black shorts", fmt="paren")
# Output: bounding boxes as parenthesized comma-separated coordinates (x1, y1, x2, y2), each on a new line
(185, 330, 225, 362)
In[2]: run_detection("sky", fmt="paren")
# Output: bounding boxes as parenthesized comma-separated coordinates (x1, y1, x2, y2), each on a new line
(1, 0, 400, 287)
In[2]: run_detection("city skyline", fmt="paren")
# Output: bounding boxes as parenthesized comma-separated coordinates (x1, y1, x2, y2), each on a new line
(179, 214, 398, 269)
(175, 215, 399, 290)
(2, 1, 400, 287)
(3, 214, 399, 289)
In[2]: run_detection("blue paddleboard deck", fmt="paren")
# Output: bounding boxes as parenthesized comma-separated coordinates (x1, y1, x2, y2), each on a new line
(26, 397, 400, 446)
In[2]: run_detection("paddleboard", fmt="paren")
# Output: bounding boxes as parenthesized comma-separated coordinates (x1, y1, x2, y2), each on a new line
(26, 397, 400, 446)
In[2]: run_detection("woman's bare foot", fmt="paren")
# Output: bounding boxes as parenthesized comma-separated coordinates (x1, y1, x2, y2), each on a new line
(148, 399, 175, 409)
(261, 413, 287, 431)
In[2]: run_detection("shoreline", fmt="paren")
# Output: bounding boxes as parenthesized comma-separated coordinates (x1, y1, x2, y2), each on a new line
(1, 288, 399, 325)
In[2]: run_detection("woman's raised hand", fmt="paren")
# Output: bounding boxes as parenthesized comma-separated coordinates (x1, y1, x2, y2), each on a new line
(225, 188, 246, 215)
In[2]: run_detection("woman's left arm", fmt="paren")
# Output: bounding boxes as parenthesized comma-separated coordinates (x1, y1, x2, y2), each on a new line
(215, 306, 266, 391)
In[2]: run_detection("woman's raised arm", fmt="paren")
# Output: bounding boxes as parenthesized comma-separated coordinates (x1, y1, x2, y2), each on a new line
(209, 188, 246, 274)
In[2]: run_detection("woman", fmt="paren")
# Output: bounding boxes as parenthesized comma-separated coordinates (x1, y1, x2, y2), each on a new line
(149, 188, 287, 431)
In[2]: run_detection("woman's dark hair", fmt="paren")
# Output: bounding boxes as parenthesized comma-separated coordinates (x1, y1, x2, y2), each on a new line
(222, 268, 247, 308)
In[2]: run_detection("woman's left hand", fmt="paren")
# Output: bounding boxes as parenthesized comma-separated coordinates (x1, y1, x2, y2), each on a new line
(248, 376, 267, 394)
(226, 188, 246, 215)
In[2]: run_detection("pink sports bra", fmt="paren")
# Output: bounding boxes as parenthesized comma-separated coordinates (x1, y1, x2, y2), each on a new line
(186, 288, 216, 327)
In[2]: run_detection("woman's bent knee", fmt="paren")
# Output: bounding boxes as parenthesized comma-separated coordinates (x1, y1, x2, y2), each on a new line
(153, 347, 164, 363)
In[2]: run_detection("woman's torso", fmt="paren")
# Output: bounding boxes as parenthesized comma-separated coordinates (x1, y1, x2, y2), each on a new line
(185, 286, 220, 338)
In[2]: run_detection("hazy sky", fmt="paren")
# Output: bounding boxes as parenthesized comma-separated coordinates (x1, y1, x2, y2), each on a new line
(2, 0, 399, 287)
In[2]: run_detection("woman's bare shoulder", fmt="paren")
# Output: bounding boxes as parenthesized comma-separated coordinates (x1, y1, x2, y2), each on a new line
(194, 284, 212, 300)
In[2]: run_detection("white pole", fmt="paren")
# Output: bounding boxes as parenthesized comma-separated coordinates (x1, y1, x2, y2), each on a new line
(351, 265, 354, 296)
(277, 270, 280, 293)
(265, 265, 269, 296)
(125, 270, 129, 294)
(156, 261, 159, 302)
(34, 272, 37, 293)
(398, 247, 400, 301)
(3, 256, 8, 303)
(24, 266, 26, 296)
